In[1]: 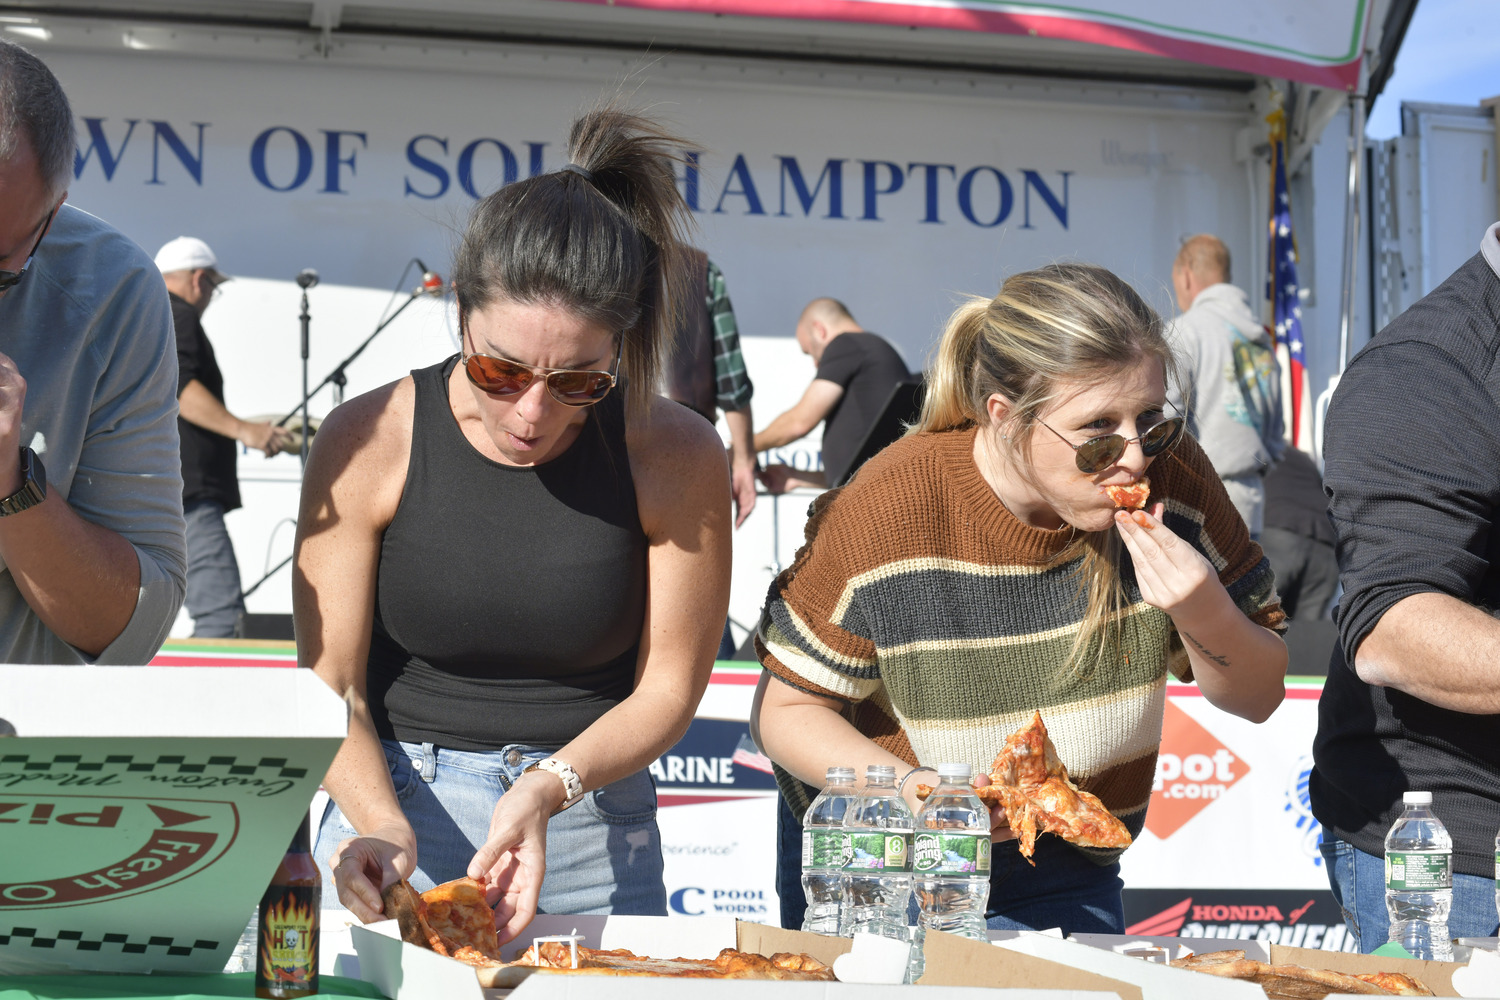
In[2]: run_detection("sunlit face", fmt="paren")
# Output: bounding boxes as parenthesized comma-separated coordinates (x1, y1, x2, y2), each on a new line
(986, 358, 1170, 533)
(456, 297, 616, 467)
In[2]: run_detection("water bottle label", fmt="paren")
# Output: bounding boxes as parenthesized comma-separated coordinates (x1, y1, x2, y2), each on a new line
(1385, 851, 1451, 891)
(912, 832, 991, 875)
(844, 831, 913, 871)
(802, 830, 849, 872)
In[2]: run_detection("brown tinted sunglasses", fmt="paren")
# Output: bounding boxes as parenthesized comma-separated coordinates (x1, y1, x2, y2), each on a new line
(459, 315, 619, 406)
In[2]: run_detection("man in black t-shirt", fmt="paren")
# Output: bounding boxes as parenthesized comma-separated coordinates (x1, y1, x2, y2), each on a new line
(1310, 221, 1500, 949)
(754, 298, 909, 491)
(155, 237, 291, 637)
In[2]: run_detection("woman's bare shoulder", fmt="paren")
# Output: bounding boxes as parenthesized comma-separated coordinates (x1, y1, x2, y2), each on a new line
(626, 396, 730, 533)
(304, 375, 417, 520)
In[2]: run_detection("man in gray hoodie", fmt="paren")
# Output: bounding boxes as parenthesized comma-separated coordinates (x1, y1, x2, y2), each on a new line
(1166, 234, 1284, 537)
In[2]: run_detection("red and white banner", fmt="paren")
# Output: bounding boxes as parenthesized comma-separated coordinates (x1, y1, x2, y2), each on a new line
(552, 0, 1372, 89)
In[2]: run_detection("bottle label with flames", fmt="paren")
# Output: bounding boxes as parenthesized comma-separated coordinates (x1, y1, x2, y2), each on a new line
(256, 886, 319, 996)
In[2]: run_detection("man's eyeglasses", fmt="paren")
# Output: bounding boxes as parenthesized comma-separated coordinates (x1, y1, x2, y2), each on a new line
(1035, 402, 1185, 474)
(459, 316, 619, 406)
(0, 204, 59, 293)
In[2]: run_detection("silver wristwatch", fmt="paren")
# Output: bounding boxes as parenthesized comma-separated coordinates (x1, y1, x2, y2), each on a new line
(0, 448, 46, 516)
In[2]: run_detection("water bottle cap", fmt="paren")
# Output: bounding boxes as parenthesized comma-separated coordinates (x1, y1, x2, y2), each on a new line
(936, 763, 972, 781)
(865, 764, 897, 781)
(827, 767, 856, 781)
(1403, 791, 1433, 806)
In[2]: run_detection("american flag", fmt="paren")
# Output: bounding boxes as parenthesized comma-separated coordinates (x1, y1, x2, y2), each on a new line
(731, 732, 774, 774)
(1267, 107, 1313, 452)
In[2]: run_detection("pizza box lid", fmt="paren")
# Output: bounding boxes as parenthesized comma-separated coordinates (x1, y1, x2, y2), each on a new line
(991, 931, 1269, 1000)
(0, 665, 346, 976)
(348, 914, 1121, 998)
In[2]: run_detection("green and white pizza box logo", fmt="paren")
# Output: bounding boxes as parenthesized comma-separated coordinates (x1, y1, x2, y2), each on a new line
(0, 666, 345, 975)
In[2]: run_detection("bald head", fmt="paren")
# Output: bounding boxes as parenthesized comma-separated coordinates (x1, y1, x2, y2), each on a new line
(1172, 234, 1231, 312)
(794, 297, 863, 364)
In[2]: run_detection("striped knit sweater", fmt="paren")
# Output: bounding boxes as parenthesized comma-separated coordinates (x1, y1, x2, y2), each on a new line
(758, 425, 1284, 859)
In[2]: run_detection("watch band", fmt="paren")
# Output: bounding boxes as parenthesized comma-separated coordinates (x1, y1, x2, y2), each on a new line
(0, 448, 46, 516)
(525, 758, 585, 812)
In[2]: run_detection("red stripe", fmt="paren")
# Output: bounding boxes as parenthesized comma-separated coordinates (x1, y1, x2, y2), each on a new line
(709, 671, 760, 685)
(149, 655, 297, 667)
(557, 0, 1362, 89)
(658, 793, 761, 807)
(1168, 683, 1320, 700)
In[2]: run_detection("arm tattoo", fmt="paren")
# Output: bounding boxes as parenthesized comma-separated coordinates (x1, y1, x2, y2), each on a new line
(1181, 630, 1231, 669)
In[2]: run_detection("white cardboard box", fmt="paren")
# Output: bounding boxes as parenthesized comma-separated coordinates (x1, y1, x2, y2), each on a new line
(349, 914, 1122, 999)
(0, 665, 346, 975)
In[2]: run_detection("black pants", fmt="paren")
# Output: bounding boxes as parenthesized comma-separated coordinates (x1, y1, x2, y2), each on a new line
(1258, 527, 1339, 620)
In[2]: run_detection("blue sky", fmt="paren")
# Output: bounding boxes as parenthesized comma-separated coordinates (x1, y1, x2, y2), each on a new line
(1366, 0, 1500, 138)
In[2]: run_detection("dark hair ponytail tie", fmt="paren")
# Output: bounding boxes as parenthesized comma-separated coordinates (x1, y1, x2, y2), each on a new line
(558, 162, 595, 183)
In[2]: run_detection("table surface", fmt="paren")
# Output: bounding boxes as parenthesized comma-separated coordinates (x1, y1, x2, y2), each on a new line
(0, 974, 385, 1000)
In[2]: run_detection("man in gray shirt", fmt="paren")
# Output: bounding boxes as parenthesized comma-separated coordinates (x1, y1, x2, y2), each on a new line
(1166, 234, 1284, 536)
(0, 40, 185, 663)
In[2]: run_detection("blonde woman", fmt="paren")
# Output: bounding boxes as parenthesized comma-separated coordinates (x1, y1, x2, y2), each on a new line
(753, 263, 1286, 933)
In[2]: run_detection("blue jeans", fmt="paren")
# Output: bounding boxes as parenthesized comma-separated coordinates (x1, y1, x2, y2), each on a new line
(985, 835, 1125, 935)
(315, 739, 667, 916)
(775, 793, 1123, 935)
(183, 499, 245, 638)
(1319, 835, 1499, 951)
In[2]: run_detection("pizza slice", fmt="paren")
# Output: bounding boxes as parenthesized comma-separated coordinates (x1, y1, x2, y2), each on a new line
(421, 877, 501, 962)
(916, 711, 1132, 864)
(1104, 477, 1150, 510)
(1168, 950, 1435, 998)
(476, 941, 837, 987)
(381, 878, 452, 957)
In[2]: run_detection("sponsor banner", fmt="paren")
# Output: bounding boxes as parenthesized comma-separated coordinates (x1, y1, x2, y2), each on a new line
(1124, 888, 1359, 952)
(657, 797, 780, 921)
(1121, 680, 1329, 892)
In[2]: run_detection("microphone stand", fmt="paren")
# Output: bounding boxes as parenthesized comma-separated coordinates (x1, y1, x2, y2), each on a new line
(252, 262, 439, 600)
(298, 286, 311, 468)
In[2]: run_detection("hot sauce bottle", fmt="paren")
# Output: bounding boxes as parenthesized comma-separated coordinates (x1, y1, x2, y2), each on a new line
(255, 813, 320, 998)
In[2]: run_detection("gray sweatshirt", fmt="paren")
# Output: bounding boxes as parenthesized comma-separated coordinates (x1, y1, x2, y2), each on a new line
(0, 203, 186, 664)
(1166, 283, 1284, 481)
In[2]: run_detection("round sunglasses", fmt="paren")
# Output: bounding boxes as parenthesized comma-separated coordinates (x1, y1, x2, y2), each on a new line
(1035, 406, 1185, 474)
(460, 320, 619, 406)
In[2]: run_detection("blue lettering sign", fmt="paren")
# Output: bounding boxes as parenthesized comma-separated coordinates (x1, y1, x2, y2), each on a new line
(1022, 170, 1071, 229)
(777, 157, 845, 219)
(457, 138, 518, 199)
(670, 887, 706, 916)
(148, 121, 207, 186)
(861, 161, 904, 221)
(250, 126, 313, 192)
(526, 141, 547, 178)
(404, 135, 450, 199)
(679, 150, 702, 212)
(908, 162, 956, 224)
(713, 154, 765, 216)
(322, 129, 368, 194)
(74, 118, 137, 182)
(957, 166, 1014, 228)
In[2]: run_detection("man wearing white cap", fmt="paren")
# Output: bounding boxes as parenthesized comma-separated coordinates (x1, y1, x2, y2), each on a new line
(0, 39, 185, 664)
(156, 236, 291, 638)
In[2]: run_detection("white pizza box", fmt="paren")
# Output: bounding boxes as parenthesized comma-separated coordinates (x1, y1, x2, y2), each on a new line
(0, 665, 347, 975)
(1066, 934, 1475, 998)
(348, 913, 1121, 998)
(989, 931, 1267, 1000)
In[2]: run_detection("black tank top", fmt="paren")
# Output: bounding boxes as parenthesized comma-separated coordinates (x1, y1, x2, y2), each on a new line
(366, 356, 646, 751)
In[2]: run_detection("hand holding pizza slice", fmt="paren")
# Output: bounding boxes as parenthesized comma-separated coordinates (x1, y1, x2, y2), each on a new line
(918, 712, 1132, 864)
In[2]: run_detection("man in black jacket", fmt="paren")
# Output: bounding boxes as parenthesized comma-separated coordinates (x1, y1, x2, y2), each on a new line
(1310, 221, 1500, 949)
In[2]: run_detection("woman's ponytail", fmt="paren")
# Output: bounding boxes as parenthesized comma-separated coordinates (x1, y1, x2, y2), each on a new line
(912, 296, 990, 434)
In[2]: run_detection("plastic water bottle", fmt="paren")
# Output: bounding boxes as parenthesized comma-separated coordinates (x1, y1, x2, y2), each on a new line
(841, 765, 914, 940)
(801, 766, 858, 935)
(1384, 791, 1453, 961)
(913, 764, 991, 942)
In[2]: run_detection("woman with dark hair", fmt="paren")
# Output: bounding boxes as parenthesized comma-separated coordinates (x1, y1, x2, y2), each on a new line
(753, 263, 1287, 935)
(295, 106, 731, 943)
